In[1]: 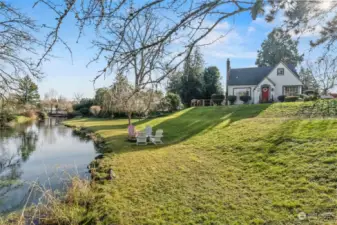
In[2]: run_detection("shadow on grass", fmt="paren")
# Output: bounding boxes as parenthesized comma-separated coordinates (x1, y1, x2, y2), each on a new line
(69, 104, 272, 154)
(150, 104, 271, 145)
(68, 117, 150, 132)
(100, 104, 272, 154)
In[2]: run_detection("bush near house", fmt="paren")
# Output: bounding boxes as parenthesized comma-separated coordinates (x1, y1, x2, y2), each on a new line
(304, 96, 319, 102)
(227, 95, 237, 105)
(211, 94, 225, 105)
(304, 90, 319, 96)
(277, 95, 286, 102)
(284, 96, 298, 102)
(239, 95, 251, 104)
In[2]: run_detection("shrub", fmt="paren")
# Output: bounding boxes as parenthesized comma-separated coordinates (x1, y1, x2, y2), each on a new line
(36, 111, 48, 120)
(164, 92, 181, 111)
(90, 105, 101, 117)
(227, 95, 237, 105)
(284, 96, 298, 102)
(277, 95, 286, 102)
(304, 90, 318, 96)
(239, 95, 251, 104)
(79, 107, 90, 116)
(211, 94, 225, 105)
(304, 96, 318, 102)
(73, 98, 94, 111)
(0, 112, 15, 124)
(67, 111, 82, 118)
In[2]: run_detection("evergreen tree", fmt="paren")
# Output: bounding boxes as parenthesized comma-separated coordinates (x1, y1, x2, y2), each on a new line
(166, 71, 183, 95)
(203, 66, 223, 98)
(94, 87, 109, 106)
(256, 28, 303, 67)
(180, 47, 204, 105)
(16, 76, 40, 105)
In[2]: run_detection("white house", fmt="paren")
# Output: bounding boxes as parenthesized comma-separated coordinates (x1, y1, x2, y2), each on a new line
(226, 60, 303, 104)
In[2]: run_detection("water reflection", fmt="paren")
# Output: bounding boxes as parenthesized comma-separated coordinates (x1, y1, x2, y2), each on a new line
(0, 118, 97, 213)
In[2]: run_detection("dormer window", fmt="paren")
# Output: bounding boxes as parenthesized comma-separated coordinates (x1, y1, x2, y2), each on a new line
(277, 68, 284, 75)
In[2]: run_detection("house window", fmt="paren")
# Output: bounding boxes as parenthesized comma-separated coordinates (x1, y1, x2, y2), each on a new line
(284, 86, 299, 96)
(277, 68, 284, 75)
(233, 88, 250, 97)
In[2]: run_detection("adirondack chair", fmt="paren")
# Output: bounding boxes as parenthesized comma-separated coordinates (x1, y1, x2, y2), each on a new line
(136, 132, 147, 145)
(145, 125, 152, 138)
(151, 129, 164, 145)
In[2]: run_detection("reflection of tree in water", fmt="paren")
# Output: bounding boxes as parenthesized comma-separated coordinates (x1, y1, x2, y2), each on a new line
(17, 129, 38, 162)
(0, 149, 23, 202)
(57, 125, 68, 138)
(0, 124, 39, 207)
(39, 118, 66, 144)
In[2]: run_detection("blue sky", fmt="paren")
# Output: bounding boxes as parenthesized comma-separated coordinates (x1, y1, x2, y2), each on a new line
(10, 0, 322, 99)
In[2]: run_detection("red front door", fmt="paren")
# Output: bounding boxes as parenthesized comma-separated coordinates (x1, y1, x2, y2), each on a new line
(262, 87, 269, 102)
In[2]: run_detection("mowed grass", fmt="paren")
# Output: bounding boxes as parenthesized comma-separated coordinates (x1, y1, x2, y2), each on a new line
(64, 103, 337, 224)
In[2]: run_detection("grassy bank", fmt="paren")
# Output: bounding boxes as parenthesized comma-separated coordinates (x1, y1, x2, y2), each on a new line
(5, 102, 337, 224)
(14, 115, 34, 124)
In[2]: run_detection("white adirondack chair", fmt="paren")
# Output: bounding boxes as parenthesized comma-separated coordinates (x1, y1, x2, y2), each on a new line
(145, 125, 153, 138)
(136, 132, 147, 145)
(151, 129, 164, 145)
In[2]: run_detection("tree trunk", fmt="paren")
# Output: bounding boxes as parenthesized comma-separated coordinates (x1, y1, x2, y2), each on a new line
(128, 112, 132, 125)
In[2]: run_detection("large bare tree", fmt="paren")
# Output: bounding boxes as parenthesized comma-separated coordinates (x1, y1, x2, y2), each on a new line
(92, 9, 170, 89)
(0, 2, 41, 97)
(34, 0, 260, 86)
(32, 0, 337, 88)
(308, 56, 337, 95)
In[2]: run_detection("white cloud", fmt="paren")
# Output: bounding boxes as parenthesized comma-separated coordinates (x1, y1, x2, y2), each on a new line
(215, 21, 230, 30)
(253, 17, 268, 26)
(247, 26, 256, 34)
(198, 20, 259, 61)
(207, 51, 257, 59)
(198, 21, 240, 47)
(199, 29, 241, 46)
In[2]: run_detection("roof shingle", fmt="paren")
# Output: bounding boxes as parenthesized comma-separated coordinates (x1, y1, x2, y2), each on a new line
(227, 64, 298, 86)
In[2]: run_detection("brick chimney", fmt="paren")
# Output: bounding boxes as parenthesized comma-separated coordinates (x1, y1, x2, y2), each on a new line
(226, 58, 230, 105)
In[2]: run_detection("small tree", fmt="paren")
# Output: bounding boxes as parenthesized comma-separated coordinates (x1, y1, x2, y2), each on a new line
(102, 74, 151, 125)
(203, 66, 223, 99)
(73, 93, 84, 104)
(15, 76, 40, 105)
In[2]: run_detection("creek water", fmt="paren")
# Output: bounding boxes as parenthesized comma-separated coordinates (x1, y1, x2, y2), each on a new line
(0, 118, 98, 213)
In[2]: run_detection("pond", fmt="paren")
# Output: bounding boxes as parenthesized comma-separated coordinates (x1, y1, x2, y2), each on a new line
(0, 118, 98, 213)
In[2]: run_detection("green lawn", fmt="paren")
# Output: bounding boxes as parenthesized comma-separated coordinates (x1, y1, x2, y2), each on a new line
(60, 103, 337, 224)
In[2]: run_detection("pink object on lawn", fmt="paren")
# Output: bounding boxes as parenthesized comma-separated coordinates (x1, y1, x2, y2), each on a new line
(128, 125, 136, 137)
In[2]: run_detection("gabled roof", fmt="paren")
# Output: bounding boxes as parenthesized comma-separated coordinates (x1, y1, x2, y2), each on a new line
(228, 63, 298, 86)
